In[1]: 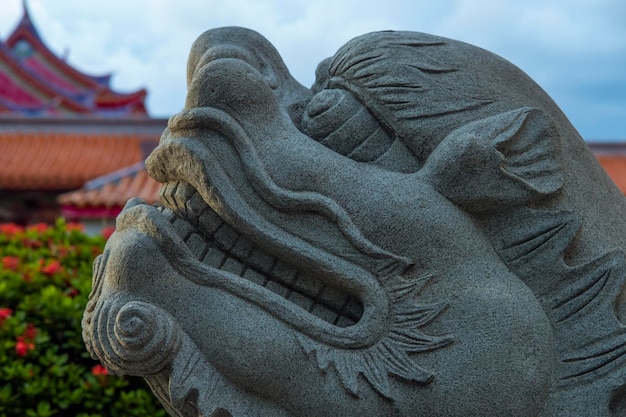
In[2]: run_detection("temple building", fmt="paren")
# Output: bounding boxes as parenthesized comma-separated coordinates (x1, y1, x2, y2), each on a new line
(0, 3, 164, 232)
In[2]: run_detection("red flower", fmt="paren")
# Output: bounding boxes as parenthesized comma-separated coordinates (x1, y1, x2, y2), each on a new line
(91, 246, 104, 257)
(15, 323, 37, 356)
(91, 364, 108, 376)
(0, 307, 12, 325)
(24, 323, 37, 340)
(15, 338, 29, 356)
(2, 256, 19, 271)
(27, 223, 48, 233)
(50, 244, 73, 258)
(21, 238, 43, 249)
(41, 259, 62, 276)
(101, 226, 115, 240)
(66, 222, 85, 232)
(57, 246, 69, 258)
(0, 223, 23, 237)
(15, 336, 35, 357)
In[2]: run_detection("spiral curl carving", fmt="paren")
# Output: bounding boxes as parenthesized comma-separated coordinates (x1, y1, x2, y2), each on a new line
(92, 297, 182, 376)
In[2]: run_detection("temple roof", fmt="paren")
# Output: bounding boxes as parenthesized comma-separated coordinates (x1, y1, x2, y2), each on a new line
(58, 161, 161, 219)
(595, 155, 626, 193)
(0, 2, 148, 117)
(588, 143, 626, 194)
(0, 123, 162, 190)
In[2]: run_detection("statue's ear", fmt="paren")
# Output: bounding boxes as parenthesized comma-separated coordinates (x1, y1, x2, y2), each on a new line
(423, 107, 563, 212)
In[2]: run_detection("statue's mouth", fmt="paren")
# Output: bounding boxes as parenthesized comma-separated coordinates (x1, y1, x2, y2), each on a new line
(156, 180, 364, 328)
(116, 174, 451, 399)
(141, 71, 411, 348)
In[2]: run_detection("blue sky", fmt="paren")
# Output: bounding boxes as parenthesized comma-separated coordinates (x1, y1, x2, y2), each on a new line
(1, 0, 624, 140)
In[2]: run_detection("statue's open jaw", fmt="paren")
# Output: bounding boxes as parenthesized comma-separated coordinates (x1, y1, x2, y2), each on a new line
(115, 186, 452, 398)
(114, 193, 391, 350)
(143, 103, 410, 348)
(151, 183, 364, 329)
(131, 51, 452, 396)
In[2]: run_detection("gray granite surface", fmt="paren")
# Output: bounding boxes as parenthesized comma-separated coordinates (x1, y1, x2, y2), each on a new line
(83, 27, 626, 417)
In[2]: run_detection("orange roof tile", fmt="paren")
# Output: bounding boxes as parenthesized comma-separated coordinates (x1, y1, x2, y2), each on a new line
(57, 161, 161, 210)
(595, 154, 626, 194)
(0, 131, 158, 190)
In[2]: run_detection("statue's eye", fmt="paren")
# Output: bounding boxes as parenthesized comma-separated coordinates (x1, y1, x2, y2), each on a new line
(301, 89, 392, 163)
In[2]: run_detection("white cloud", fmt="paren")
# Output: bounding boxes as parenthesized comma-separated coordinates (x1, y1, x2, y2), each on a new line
(0, 0, 624, 138)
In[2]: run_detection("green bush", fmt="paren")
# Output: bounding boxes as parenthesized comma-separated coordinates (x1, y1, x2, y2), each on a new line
(0, 220, 167, 417)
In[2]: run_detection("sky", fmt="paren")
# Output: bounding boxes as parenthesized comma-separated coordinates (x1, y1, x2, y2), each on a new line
(0, 0, 624, 140)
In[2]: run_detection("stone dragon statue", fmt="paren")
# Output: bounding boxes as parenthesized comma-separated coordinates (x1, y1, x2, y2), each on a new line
(82, 27, 626, 416)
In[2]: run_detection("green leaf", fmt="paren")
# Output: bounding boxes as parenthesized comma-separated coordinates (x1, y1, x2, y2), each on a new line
(1, 220, 165, 415)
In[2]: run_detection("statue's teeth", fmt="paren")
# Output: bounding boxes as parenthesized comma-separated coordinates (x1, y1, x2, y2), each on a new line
(159, 181, 363, 327)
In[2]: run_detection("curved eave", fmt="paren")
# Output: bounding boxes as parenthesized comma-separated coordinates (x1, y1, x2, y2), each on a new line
(57, 161, 161, 209)
(6, 17, 111, 89)
(96, 87, 147, 103)
(3, 7, 151, 116)
(6, 30, 149, 114)
(95, 88, 148, 112)
(0, 44, 91, 113)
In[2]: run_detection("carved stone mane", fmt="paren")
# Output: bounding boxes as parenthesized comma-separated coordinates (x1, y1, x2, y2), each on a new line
(82, 27, 626, 417)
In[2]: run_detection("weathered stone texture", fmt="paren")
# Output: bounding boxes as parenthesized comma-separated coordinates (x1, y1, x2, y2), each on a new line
(83, 27, 626, 417)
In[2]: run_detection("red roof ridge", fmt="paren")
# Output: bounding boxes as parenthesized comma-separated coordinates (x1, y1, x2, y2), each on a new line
(6, 3, 112, 90)
(0, 43, 92, 113)
(1, 3, 149, 117)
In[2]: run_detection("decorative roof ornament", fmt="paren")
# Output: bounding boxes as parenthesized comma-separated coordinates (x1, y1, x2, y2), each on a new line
(0, 2, 148, 117)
